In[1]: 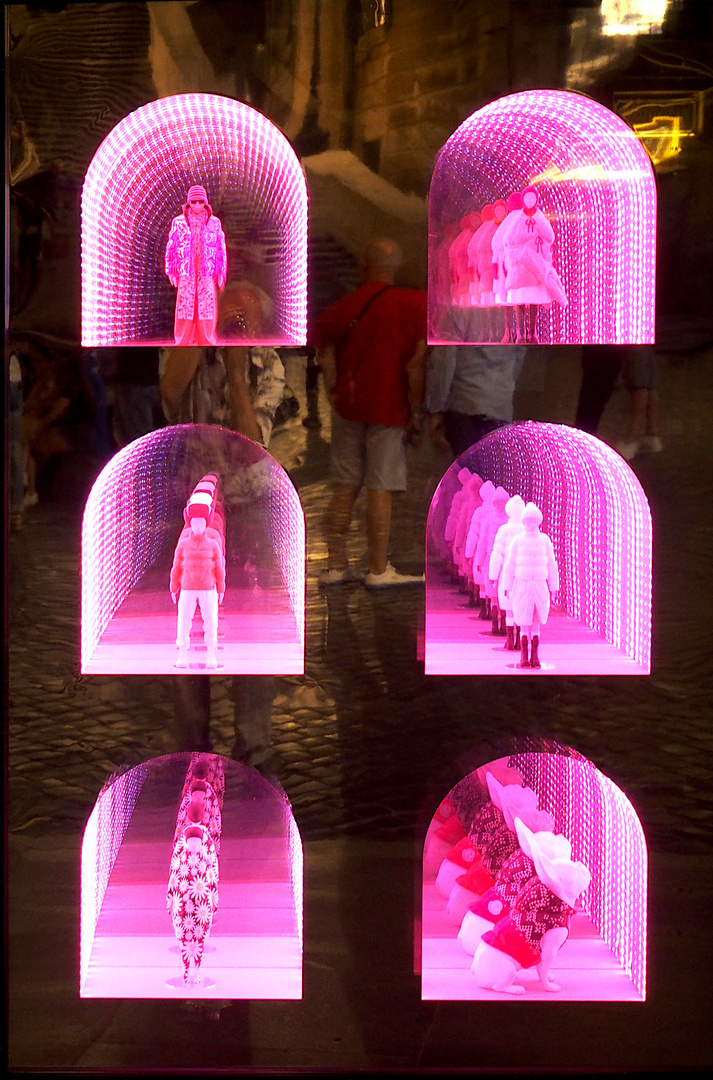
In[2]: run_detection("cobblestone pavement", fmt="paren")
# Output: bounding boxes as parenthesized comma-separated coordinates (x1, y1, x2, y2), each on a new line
(8, 348, 713, 1071)
(9, 349, 713, 852)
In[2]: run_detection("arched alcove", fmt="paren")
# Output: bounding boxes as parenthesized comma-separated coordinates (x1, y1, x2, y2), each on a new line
(81, 93, 307, 346)
(429, 89, 656, 345)
(81, 425, 304, 675)
(421, 742, 647, 1001)
(80, 753, 303, 998)
(425, 422, 651, 674)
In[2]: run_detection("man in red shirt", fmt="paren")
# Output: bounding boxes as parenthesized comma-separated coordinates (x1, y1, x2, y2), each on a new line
(313, 238, 427, 587)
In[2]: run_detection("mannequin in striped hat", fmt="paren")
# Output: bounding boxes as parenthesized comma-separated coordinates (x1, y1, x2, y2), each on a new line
(165, 185, 227, 346)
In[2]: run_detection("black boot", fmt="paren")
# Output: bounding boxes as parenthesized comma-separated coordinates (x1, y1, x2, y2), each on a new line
(514, 625, 521, 649)
(519, 634, 530, 668)
(499, 609, 507, 635)
(530, 635, 541, 669)
(505, 625, 515, 651)
(479, 596, 491, 620)
(491, 604, 499, 635)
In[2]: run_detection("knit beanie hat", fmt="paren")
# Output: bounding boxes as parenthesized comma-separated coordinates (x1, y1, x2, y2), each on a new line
(186, 185, 208, 203)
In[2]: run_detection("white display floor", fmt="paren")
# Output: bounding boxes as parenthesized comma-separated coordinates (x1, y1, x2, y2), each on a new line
(425, 581, 648, 675)
(81, 766, 302, 999)
(421, 880, 642, 1001)
(83, 566, 303, 675)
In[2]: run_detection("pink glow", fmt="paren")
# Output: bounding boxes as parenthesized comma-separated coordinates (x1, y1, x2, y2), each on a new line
(429, 89, 656, 345)
(421, 745, 647, 1001)
(80, 762, 149, 993)
(425, 423, 652, 674)
(80, 753, 303, 998)
(81, 93, 307, 346)
(81, 426, 305, 675)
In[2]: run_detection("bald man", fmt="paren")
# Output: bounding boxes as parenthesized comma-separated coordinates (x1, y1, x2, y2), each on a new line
(313, 238, 427, 588)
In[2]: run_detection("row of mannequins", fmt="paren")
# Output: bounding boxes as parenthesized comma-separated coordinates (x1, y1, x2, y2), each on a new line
(170, 474, 226, 669)
(432, 186, 568, 343)
(166, 754, 225, 985)
(434, 468, 559, 669)
(424, 760, 591, 994)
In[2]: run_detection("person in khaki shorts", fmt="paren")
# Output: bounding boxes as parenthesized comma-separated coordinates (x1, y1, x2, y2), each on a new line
(313, 238, 427, 588)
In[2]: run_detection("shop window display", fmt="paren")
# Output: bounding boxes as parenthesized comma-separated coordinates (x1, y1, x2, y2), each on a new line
(428, 89, 656, 345)
(80, 753, 303, 999)
(425, 422, 652, 675)
(421, 744, 647, 1001)
(81, 425, 304, 675)
(81, 93, 307, 347)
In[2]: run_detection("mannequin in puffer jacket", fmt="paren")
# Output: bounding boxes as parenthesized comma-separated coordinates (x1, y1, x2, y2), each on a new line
(473, 485, 510, 633)
(464, 480, 495, 617)
(170, 502, 226, 669)
(452, 472, 485, 594)
(501, 502, 559, 668)
(443, 467, 472, 576)
(488, 493, 526, 650)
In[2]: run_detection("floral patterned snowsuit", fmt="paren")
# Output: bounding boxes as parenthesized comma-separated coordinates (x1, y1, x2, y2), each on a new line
(167, 823, 220, 980)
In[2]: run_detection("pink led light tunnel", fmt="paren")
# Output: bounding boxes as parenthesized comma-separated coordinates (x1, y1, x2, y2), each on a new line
(421, 743, 647, 1001)
(425, 422, 651, 675)
(429, 89, 656, 345)
(80, 753, 303, 999)
(81, 425, 305, 675)
(81, 93, 307, 346)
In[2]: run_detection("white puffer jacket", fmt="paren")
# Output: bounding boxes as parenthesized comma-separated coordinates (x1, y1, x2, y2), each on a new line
(501, 523, 558, 628)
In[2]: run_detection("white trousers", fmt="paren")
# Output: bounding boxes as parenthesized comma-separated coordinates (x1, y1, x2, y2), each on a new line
(176, 589, 219, 651)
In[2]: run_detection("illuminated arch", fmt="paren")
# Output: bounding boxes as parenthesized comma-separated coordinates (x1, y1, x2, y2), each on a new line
(80, 753, 303, 998)
(421, 743, 647, 1001)
(81, 425, 305, 675)
(429, 89, 656, 345)
(81, 93, 307, 346)
(426, 423, 652, 673)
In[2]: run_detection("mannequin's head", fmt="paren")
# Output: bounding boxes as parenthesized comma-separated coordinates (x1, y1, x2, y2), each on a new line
(521, 502, 543, 531)
(185, 826, 204, 854)
(493, 200, 508, 224)
(522, 187, 539, 216)
(183, 184, 211, 217)
(187, 502, 210, 534)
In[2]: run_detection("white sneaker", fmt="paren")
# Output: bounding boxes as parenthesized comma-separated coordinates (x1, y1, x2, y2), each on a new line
(175, 651, 189, 669)
(615, 440, 640, 461)
(319, 567, 364, 586)
(364, 563, 425, 589)
(639, 435, 663, 453)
